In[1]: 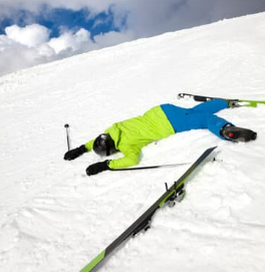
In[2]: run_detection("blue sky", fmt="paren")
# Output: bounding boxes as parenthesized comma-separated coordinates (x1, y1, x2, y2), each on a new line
(0, 0, 265, 77)
(0, 6, 123, 39)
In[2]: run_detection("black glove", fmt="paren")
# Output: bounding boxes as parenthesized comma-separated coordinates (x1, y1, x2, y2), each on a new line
(86, 160, 110, 176)
(64, 145, 87, 161)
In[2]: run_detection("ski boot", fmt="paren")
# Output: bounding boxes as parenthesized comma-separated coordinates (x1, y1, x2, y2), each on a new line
(221, 125, 257, 142)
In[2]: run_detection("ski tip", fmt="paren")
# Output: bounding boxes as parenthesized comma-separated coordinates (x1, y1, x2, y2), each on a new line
(204, 146, 218, 156)
(177, 93, 184, 99)
(209, 146, 218, 152)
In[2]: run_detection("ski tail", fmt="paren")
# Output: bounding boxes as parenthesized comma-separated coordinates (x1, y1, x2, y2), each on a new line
(79, 146, 217, 272)
(177, 93, 265, 107)
(80, 251, 106, 272)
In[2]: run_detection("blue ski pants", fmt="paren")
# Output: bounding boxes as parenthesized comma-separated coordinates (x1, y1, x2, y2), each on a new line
(161, 99, 232, 139)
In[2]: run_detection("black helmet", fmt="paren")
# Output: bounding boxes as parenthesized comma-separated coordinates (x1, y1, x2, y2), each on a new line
(93, 133, 117, 156)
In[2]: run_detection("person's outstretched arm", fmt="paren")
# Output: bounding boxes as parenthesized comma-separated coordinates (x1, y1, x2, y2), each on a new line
(86, 147, 141, 176)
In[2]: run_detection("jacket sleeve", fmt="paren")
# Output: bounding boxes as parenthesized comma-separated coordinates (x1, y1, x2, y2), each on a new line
(108, 147, 141, 169)
(84, 139, 94, 151)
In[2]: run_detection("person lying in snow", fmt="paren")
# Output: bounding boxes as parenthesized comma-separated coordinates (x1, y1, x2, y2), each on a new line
(64, 99, 257, 176)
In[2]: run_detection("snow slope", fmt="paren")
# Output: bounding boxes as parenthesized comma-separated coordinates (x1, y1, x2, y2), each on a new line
(1, 12, 265, 272)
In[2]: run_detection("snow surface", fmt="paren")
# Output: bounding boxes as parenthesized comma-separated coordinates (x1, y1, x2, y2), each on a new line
(1, 12, 265, 272)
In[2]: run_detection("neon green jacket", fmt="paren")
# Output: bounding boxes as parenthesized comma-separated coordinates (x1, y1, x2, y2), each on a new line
(85, 106, 175, 169)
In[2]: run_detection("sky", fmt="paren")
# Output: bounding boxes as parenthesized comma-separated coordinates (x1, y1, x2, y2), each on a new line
(0, 0, 265, 77)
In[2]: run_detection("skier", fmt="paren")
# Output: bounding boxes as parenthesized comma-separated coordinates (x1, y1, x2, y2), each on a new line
(64, 99, 257, 176)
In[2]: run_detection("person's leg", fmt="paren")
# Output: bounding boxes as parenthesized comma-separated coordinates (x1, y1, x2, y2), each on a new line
(160, 104, 190, 132)
(161, 102, 231, 135)
(191, 112, 257, 142)
(161, 103, 256, 142)
(206, 114, 233, 139)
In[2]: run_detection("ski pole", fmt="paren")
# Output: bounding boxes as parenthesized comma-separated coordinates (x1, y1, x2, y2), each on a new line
(64, 124, 71, 151)
(110, 162, 191, 171)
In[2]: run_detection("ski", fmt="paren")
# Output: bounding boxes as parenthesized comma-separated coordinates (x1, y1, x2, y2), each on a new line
(177, 92, 265, 107)
(79, 146, 217, 272)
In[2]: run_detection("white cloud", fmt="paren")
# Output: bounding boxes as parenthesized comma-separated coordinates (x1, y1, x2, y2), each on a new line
(0, 43, 48, 76)
(48, 28, 91, 54)
(113, 0, 265, 37)
(5, 24, 50, 47)
(1, 0, 264, 31)
(0, 23, 135, 77)
(94, 30, 135, 47)
(0, 0, 265, 77)
(0, 0, 120, 17)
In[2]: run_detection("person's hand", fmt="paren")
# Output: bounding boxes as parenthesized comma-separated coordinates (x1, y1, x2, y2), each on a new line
(86, 161, 110, 176)
(64, 145, 87, 160)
